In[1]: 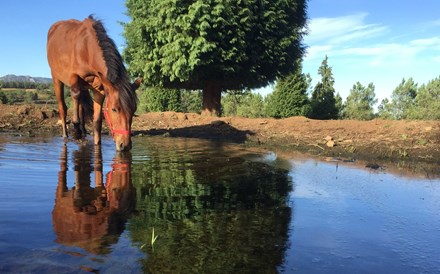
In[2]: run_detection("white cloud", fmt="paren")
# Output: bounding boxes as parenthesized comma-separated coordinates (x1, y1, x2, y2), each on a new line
(306, 45, 334, 60)
(305, 13, 388, 45)
(304, 13, 440, 65)
(410, 37, 440, 47)
(302, 12, 440, 102)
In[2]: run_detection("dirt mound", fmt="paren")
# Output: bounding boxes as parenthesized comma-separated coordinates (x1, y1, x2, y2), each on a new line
(0, 104, 59, 135)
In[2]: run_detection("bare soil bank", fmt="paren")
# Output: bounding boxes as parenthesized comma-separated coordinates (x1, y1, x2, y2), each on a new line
(1, 104, 439, 175)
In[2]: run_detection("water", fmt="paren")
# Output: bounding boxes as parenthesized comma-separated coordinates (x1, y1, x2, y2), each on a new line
(0, 135, 439, 273)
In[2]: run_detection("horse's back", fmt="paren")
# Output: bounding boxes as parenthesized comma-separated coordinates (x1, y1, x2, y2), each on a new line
(47, 18, 96, 84)
(47, 18, 86, 59)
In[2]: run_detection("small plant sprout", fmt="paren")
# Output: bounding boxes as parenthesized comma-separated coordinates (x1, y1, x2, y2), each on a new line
(151, 227, 159, 248)
(140, 227, 159, 251)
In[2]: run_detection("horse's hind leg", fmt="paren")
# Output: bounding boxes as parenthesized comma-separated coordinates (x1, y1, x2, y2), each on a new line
(52, 76, 68, 140)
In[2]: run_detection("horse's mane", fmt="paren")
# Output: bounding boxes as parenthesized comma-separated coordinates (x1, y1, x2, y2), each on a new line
(89, 15, 137, 115)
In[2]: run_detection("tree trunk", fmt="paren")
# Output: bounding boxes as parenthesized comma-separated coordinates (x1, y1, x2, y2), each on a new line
(201, 81, 222, 116)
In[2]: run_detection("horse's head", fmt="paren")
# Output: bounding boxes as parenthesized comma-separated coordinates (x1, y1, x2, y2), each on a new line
(104, 78, 141, 151)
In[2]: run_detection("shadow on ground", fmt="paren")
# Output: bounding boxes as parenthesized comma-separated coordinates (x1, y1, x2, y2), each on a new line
(134, 121, 255, 143)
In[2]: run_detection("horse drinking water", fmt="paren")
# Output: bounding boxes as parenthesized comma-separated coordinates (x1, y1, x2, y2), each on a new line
(47, 15, 140, 151)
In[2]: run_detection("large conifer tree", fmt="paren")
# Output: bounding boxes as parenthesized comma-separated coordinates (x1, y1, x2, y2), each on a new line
(123, 0, 307, 116)
(310, 56, 339, 120)
(266, 62, 311, 118)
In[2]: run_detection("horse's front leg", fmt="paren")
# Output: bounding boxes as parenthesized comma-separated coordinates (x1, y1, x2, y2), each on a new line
(93, 92, 105, 146)
(70, 75, 83, 140)
(52, 77, 68, 141)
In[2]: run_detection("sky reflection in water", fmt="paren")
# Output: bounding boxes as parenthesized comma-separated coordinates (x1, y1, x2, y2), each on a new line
(0, 135, 439, 273)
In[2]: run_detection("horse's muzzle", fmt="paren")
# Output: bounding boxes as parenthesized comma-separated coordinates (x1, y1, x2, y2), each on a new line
(115, 138, 132, 151)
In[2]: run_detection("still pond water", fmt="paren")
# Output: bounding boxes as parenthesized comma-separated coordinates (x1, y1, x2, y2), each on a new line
(0, 135, 439, 273)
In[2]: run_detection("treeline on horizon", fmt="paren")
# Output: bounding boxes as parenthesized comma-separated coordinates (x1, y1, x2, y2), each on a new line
(0, 57, 439, 121)
(0, 80, 55, 105)
(0, 80, 51, 90)
(136, 55, 440, 121)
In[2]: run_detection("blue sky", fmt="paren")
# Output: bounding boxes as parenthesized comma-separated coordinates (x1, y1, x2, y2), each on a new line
(1, 0, 439, 103)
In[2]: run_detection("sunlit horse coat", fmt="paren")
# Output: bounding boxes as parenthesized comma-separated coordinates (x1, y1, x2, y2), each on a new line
(47, 15, 140, 151)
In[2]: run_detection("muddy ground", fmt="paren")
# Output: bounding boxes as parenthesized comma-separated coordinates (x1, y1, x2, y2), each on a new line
(1, 104, 439, 175)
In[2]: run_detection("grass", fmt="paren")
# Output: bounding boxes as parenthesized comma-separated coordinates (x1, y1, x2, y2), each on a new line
(398, 149, 408, 158)
(151, 227, 159, 248)
(417, 139, 427, 146)
(140, 227, 159, 251)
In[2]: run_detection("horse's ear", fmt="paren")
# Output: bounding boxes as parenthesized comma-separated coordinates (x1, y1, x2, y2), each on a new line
(131, 78, 142, 91)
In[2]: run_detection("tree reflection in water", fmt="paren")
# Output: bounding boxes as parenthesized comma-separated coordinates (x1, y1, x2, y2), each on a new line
(52, 144, 134, 254)
(50, 138, 293, 272)
(129, 138, 293, 273)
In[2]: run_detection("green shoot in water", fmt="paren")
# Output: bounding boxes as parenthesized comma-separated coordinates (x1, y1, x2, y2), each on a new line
(140, 227, 159, 251)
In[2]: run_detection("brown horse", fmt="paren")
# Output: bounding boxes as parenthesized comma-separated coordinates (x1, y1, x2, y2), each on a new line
(47, 15, 140, 151)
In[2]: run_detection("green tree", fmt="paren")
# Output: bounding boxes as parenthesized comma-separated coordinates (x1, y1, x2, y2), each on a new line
(222, 90, 246, 117)
(138, 87, 181, 113)
(181, 90, 203, 113)
(335, 92, 344, 119)
(377, 98, 394, 119)
(0, 91, 7, 104)
(36, 83, 46, 91)
(388, 78, 417, 120)
(344, 82, 377, 120)
(310, 56, 338, 120)
(123, 0, 308, 116)
(407, 77, 440, 120)
(24, 91, 38, 103)
(266, 63, 311, 118)
(237, 93, 265, 118)
(3, 90, 22, 104)
(222, 90, 265, 118)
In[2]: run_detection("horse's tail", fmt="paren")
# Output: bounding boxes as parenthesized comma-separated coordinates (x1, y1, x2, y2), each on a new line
(79, 90, 94, 122)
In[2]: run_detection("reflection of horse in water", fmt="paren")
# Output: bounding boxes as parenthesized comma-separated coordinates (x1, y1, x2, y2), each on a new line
(52, 145, 134, 254)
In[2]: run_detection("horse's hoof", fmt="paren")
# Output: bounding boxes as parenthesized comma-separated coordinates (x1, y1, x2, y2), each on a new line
(72, 132, 82, 140)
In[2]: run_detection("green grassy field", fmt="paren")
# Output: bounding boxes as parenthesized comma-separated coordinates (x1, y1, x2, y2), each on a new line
(0, 88, 58, 105)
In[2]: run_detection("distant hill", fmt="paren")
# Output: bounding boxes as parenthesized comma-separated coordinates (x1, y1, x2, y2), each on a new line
(0, 74, 52, 84)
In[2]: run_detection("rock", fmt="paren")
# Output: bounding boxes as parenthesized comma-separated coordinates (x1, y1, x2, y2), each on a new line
(324, 135, 333, 142)
(326, 140, 335, 147)
(366, 163, 381, 170)
(40, 111, 48, 120)
(16, 106, 30, 115)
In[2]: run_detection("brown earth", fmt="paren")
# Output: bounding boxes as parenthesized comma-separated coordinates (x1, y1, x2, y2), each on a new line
(1, 103, 439, 175)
